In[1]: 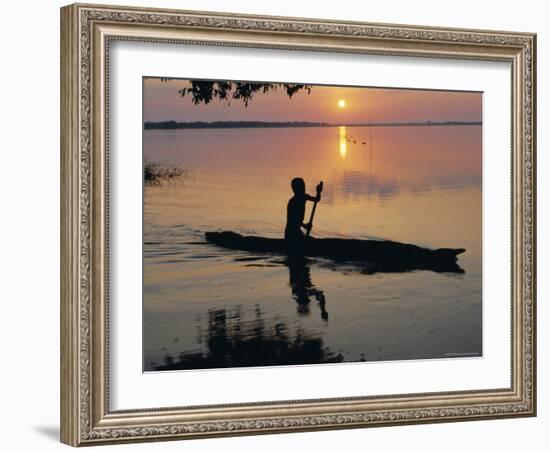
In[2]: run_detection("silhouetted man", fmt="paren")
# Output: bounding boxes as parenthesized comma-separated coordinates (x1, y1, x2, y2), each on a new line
(285, 178, 322, 254)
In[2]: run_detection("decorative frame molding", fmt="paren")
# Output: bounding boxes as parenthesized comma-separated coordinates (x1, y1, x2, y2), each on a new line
(60, 3, 536, 446)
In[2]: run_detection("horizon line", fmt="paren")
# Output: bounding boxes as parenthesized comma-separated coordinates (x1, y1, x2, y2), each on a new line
(144, 120, 482, 130)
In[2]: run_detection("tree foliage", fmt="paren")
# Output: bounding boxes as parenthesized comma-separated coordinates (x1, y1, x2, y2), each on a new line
(176, 80, 312, 106)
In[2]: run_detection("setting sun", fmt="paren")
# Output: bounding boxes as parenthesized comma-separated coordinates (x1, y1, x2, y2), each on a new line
(337, 99, 346, 108)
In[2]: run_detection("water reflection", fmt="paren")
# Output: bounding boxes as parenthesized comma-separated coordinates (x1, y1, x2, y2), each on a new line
(285, 257, 328, 321)
(335, 169, 482, 201)
(339, 126, 347, 158)
(339, 170, 400, 200)
(151, 306, 343, 371)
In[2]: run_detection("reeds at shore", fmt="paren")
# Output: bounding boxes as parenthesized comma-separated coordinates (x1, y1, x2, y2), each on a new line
(144, 162, 189, 185)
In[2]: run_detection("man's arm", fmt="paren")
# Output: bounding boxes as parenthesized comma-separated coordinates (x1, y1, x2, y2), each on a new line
(306, 182, 323, 202)
(305, 193, 321, 202)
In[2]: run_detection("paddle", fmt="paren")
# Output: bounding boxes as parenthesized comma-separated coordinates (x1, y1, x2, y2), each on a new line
(306, 181, 323, 238)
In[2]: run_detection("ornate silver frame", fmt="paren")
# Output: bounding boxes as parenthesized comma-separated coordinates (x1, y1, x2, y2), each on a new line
(60, 3, 536, 446)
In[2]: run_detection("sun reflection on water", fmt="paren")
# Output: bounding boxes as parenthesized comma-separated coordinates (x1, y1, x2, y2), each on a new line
(339, 126, 347, 158)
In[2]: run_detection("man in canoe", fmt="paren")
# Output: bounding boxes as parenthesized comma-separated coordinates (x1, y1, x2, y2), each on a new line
(285, 177, 323, 255)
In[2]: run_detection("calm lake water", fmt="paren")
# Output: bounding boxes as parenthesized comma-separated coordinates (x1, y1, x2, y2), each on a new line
(143, 125, 482, 371)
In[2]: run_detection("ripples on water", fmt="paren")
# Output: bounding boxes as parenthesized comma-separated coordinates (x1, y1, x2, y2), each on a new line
(143, 126, 482, 371)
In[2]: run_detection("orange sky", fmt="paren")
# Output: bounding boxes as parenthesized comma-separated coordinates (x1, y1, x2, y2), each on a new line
(143, 77, 482, 124)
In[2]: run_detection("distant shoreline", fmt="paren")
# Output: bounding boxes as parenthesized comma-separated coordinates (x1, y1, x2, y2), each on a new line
(144, 120, 482, 130)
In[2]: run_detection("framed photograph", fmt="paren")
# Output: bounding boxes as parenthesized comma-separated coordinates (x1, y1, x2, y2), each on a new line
(60, 3, 536, 446)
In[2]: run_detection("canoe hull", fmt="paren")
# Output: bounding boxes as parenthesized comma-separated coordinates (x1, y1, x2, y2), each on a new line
(205, 231, 465, 273)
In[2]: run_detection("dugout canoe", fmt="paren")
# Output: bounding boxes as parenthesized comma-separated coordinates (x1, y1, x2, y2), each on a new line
(205, 231, 465, 273)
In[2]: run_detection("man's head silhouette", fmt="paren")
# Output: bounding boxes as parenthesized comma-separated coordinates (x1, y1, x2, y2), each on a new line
(291, 177, 305, 195)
